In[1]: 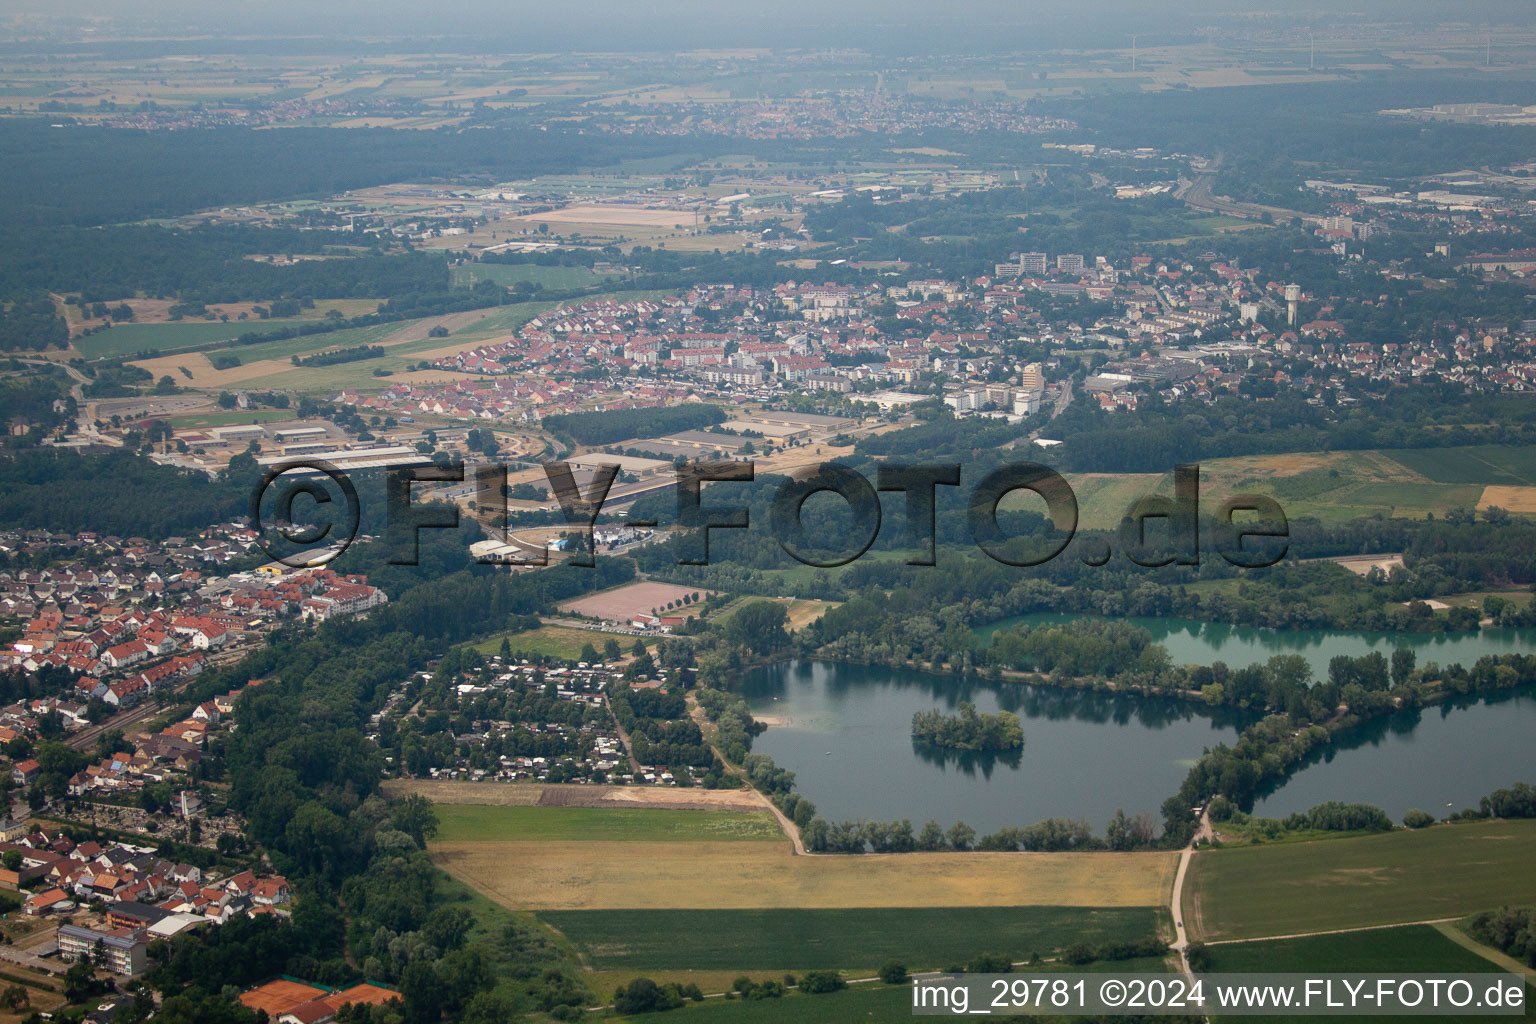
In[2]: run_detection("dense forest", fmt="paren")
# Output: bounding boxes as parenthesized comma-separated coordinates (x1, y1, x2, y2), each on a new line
(0, 293, 69, 350)
(0, 449, 247, 539)
(0, 120, 712, 230)
(0, 224, 439, 304)
(1045, 74, 1536, 208)
(543, 404, 727, 445)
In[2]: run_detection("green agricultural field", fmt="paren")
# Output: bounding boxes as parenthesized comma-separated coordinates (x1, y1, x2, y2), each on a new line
(1385, 446, 1536, 487)
(433, 804, 783, 844)
(73, 319, 315, 359)
(214, 320, 402, 364)
(1184, 819, 1536, 942)
(1069, 449, 1514, 524)
(1203, 924, 1504, 973)
(1202, 926, 1528, 1024)
(607, 957, 1173, 1024)
(541, 906, 1165, 972)
(1339, 481, 1485, 515)
(451, 263, 601, 290)
(612, 983, 914, 1024)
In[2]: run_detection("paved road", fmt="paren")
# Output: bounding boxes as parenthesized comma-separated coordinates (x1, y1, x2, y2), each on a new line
(1176, 166, 1319, 227)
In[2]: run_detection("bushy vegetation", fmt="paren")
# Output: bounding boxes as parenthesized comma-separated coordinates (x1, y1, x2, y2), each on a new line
(0, 448, 246, 538)
(293, 344, 385, 367)
(613, 977, 704, 1014)
(911, 701, 1023, 751)
(1465, 907, 1536, 968)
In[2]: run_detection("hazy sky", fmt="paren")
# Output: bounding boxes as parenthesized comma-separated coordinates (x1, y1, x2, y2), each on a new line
(9, 0, 1535, 52)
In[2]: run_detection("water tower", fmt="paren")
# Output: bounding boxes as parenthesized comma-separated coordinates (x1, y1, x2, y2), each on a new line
(1284, 284, 1301, 326)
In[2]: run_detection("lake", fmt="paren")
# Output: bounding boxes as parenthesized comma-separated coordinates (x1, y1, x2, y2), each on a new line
(977, 614, 1536, 679)
(743, 615, 1536, 833)
(1250, 685, 1536, 821)
(742, 660, 1251, 836)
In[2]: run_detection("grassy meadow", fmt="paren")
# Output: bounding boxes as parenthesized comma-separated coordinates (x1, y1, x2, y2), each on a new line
(1183, 819, 1536, 942)
(434, 804, 782, 844)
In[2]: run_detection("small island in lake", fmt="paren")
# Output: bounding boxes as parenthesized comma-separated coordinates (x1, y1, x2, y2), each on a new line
(911, 702, 1025, 751)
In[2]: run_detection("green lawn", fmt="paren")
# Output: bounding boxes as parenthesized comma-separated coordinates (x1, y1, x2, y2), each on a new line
(543, 906, 1164, 973)
(433, 804, 782, 844)
(471, 625, 637, 662)
(1185, 819, 1536, 942)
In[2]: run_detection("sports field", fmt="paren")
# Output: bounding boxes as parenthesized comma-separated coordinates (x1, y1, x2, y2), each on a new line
(431, 838, 1176, 911)
(434, 804, 782, 843)
(541, 905, 1163, 971)
(164, 409, 298, 429)
(1183, 819, 1536, 941)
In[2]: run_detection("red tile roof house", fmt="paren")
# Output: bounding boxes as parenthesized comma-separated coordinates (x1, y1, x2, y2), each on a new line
(23, 887, 69, 915)
(252, 876, 290, 906)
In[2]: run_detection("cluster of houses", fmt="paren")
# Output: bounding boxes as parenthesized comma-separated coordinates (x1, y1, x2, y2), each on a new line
(336, 264, 1258, 428)
(4, 561, 386, 709)
(584, 91, 1075, 140)
(63, 683, 256, 800)
(0, 825, 290, 976)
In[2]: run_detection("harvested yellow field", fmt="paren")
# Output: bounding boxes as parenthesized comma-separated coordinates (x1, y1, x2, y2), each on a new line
(1478, 485, 1536, 514)
(431, 840, 1176, 910)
